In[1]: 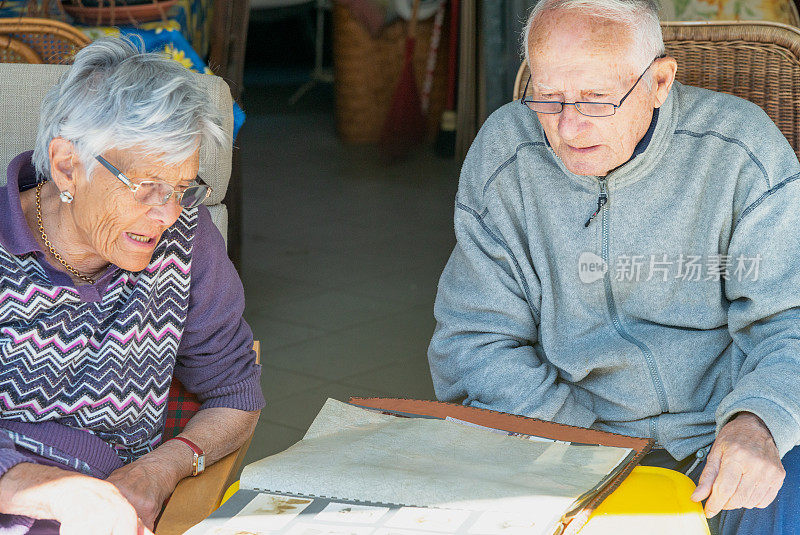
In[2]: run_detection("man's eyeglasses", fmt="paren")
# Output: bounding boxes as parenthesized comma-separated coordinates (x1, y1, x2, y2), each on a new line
(520, 55, 666, 118)
(95, 155, 212, 209)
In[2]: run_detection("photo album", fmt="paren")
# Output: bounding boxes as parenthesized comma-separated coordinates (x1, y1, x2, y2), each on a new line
(186, 398, 653, 535)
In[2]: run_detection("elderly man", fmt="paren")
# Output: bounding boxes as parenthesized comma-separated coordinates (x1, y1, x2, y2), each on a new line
(428, 1, 800, 533)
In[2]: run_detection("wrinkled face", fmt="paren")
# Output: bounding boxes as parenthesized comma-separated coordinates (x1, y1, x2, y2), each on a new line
(528, 11, 657, 176)
(70, 148, 200, 272)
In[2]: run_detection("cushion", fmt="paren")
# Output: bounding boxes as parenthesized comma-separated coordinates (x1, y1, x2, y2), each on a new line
(207, 203, 229, 248)
(163, 378, 201, 440)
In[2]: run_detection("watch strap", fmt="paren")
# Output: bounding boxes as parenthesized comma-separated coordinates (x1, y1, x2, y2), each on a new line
(169, 436, 205, 476)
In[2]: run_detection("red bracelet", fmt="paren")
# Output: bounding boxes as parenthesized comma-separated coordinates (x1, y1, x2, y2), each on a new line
(169, 436, 205, 476)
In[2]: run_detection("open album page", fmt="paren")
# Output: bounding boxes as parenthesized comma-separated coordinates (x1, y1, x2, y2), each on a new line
(198, 399, 633, 535)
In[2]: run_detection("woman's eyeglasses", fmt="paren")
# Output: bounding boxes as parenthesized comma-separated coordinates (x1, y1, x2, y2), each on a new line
(95, 155, 212, 209)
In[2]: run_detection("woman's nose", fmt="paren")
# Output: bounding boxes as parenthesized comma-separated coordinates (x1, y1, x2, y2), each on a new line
(146, 199, 182, 226)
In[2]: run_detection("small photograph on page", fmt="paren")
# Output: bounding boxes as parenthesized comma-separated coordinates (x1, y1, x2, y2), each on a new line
(216, 493, 314, 533)
(384, 507, 471, 533)
(285, 523, 376, 535)
(467, 511, 542, 535)
(316, 502, 391, 524)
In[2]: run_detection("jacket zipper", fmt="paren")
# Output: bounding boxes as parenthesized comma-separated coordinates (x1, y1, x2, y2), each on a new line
(584, 178, 608, 227)
(597, 178, 671, 431)
(650, 419, 660, 445)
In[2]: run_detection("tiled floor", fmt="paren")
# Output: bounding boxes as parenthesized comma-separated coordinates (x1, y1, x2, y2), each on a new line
(237, 82, 461, 467)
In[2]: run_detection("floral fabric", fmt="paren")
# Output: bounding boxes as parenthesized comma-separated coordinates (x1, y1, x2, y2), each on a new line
(660, 0, 800, 25)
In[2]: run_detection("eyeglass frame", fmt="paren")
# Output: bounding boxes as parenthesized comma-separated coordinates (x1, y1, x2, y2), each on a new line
(520, 54, 667, 117)
(94, 155, 212, 209)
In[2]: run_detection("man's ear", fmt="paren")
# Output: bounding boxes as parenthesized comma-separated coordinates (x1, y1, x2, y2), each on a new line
(48, 137, 79, 195)
(652, 56, 678, 109)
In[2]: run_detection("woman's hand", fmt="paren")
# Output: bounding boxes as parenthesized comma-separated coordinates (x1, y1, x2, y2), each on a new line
(104, 408, 261, 529)
(106, 453, 184, 530)
(49, 473, 154, 535)
(0, 463, 153, 535)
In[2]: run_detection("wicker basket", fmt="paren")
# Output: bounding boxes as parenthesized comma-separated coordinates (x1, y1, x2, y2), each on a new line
(333, 2, 449, 144)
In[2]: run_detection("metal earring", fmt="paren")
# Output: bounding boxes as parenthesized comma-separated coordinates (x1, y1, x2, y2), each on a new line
(59, 191, 74, 204)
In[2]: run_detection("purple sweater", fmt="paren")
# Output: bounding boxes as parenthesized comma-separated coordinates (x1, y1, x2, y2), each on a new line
(0, 152, 265, 504)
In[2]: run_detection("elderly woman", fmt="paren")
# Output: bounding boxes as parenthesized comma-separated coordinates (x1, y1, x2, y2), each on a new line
(0, 38, 264, 534)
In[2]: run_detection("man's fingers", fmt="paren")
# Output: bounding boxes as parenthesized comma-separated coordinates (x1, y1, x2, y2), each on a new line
(691, 451, 721, 502)
(693, 413, 784, 515)
(744, 482, 770, 509)
(755, 482, 782, 509)
(704, 461, 742, 518)
(744, 461, 785, 509)
(735, 470, 770, 509)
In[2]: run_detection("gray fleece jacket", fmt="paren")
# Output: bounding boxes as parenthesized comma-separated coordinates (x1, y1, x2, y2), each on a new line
(428, 81, 800, 460)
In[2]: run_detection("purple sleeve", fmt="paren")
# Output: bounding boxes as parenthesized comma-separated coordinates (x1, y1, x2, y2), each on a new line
(0, 436, 49, 533)
(0, 433, 32, 481)
(174, 206, 266, 411)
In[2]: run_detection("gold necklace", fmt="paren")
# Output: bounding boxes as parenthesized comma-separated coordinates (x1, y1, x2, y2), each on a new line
(35, 182, 95, 285)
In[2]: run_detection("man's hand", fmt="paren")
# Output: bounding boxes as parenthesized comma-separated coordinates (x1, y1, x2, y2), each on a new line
(690, 412, 785, 517)
(106, 453, 184, 530)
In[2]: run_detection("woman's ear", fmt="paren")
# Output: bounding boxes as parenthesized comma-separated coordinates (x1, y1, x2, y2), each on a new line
(48, 137, 79, 195)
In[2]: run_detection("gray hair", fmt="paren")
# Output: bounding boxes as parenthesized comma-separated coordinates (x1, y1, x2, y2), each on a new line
(521, 0, 665, 76)
(32, 37, 228, 181)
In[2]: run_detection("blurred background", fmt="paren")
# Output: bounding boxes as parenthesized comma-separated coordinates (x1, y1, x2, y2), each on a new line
(238, 0, 468, 465)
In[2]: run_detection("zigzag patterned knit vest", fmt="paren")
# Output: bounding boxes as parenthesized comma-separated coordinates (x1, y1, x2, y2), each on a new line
(0, 207, 197, 464)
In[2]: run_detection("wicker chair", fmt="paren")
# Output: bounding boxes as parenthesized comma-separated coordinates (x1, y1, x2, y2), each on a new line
(513, 21, 800, 159)
(0, 18, 90, 64)
(0, 35, 42, 63)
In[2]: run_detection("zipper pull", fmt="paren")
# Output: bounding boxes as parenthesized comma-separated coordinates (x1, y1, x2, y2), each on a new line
(584, 191, 608, 227)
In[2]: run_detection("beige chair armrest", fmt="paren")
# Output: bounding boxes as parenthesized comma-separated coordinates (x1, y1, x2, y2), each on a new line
(155, 341, 261, 535)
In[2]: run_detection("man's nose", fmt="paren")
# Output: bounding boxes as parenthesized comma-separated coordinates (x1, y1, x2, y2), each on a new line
(557, 104, 589, 140)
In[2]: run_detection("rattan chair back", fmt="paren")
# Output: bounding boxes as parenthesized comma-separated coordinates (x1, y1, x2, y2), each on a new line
(513, 21, 800, 158)
(0, 35, 43, 63)
(0, 18, 90, 64)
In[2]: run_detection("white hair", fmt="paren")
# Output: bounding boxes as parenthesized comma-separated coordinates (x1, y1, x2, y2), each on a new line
(521, 0, 665, 79)
(32, 37, 228, 181)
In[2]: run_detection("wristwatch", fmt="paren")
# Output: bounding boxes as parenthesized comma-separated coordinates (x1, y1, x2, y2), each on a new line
(170, 436, 205, 476)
